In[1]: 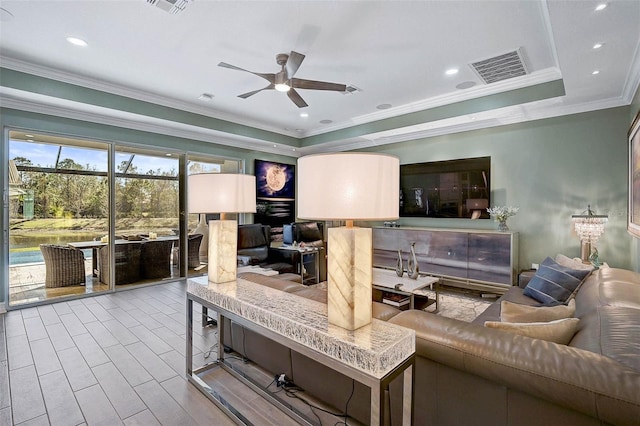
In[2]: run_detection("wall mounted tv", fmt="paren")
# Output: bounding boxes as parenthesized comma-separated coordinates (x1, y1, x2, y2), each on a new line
(400, 156, 490, 219)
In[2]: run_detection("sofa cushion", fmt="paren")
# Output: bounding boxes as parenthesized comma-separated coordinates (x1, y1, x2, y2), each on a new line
(484, 317, 580, 344)
(237, 224, 268, 248)
(523, 257, 592, 304)
(296, 222, 323, 242)
(238, 272, 304, 292)
(473, 287, 541, 324)
(501, 299, 575, 323)
(569, 306, 640, 372)
(554, 254, 595, 272)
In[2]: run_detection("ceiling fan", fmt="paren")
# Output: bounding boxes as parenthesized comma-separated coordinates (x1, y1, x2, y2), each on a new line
(218, 51, 347, 108)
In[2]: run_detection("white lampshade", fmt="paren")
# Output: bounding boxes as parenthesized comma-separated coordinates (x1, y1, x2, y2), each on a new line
(187, 173, 256, 284)
(297, 153, 399, 331)
(188, 173, 256, 214)
(297, 153, 399, 221)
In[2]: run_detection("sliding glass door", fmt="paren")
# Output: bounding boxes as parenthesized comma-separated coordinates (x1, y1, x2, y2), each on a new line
(6, 129, 244, 307)
(7, 131, 110, 306)
(107, 146, 180, 287)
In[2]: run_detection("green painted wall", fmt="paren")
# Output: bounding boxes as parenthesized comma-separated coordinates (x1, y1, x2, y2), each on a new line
(361, 107, 633, 273)
(0, 108, 294, 306)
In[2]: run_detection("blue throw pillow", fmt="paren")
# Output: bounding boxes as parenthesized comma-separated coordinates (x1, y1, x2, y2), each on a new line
(523, 257, 592, 305)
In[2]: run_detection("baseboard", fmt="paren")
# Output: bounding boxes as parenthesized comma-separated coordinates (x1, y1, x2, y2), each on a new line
(0, 302, 6, 314)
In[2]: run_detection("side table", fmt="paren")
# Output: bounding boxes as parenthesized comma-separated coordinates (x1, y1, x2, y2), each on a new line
(372, 268, 440, 312)
(271, 245, 322, 284)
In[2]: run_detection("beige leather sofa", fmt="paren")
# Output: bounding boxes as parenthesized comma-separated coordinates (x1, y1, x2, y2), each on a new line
(388, 267, 640, 426)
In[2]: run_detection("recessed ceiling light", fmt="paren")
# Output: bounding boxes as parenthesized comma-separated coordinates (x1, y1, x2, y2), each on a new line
(445, 68, 459, 76)
(376, 104, 392, 110)
(292, 148, 297, 152)
(25, 134, 34, 138)
(592, 70, 600, 75)
(66, 37, 88, 47)
(595, 3, 607, 11)
(273, 144, 277, 148)
(320, 119, 333, 124)
(300, 112, 309, 118)
(593, 43, 603, 49)
(456, 81, 476, 90)
(165, 153, 172, 157)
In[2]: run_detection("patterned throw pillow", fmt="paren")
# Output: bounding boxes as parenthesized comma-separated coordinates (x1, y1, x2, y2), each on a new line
(523, 257, 592, 305)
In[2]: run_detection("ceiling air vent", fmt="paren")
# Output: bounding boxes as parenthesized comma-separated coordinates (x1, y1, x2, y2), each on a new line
(147, 0, 192, 14)
(470, 49, 528, 84)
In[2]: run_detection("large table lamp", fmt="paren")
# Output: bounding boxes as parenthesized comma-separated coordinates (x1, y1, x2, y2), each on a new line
(298, 153, 399, 330)
(188, 173, 256, 283)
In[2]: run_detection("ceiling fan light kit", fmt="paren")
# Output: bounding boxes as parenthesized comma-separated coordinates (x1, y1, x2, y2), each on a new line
(218, 51, 347, 108)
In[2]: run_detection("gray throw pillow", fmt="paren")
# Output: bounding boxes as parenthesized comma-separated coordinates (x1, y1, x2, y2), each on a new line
(523, 257, 591, 305)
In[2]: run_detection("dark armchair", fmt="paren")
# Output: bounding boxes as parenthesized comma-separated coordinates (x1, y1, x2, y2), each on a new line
(237, 224, 295, 273)
(40, 244, 87, 288)
(99, 242, 142, 285)
(141, 239, 174, 279)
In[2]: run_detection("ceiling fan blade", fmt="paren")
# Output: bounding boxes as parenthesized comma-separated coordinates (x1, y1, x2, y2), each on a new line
(285, 51, 305, 79)
(291, 78, 346, 92)
(287, 88, 308, 108)
(218, 62, 275, 83)
(238, 84, 274, 99)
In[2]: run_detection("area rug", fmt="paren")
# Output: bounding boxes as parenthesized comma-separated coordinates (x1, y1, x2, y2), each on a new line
(429, 291, 493, 322)
(310, 281, 494, 323)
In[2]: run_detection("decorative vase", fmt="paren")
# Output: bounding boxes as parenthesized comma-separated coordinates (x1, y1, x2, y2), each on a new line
(395, 250, 404, 277)
(497, 219, 509, 232)
(406, 242, 419, 279)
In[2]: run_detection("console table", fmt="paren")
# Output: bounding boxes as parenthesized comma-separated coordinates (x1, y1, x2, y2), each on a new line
(373, 227, 519, 292)
(186, 276, 415, 425)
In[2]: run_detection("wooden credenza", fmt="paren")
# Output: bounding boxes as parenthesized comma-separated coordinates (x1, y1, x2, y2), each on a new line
(373, 227, 519, 292)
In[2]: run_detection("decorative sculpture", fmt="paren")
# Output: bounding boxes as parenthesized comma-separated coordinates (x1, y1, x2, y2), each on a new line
(395, 249, 404, 277)
(407, 242, 419, 279)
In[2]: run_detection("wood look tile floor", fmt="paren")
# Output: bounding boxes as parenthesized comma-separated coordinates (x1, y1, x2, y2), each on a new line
(0, 280, 293, 426)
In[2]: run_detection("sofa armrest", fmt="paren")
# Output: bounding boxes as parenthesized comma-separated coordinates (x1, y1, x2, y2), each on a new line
(389, 311, 640, 426)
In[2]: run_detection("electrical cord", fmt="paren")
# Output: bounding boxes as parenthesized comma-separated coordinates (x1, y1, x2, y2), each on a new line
(333, 379, 355, 426)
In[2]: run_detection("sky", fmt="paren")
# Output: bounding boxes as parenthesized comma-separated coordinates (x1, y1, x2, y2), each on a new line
(10, 140, 179, 175)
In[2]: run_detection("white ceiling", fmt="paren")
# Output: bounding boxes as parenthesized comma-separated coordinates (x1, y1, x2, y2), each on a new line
(0, 0, 639, 156)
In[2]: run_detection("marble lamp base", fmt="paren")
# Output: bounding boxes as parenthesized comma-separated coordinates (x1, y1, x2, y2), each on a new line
(327, 226, 373, 331)
(208, 220, 238, 284)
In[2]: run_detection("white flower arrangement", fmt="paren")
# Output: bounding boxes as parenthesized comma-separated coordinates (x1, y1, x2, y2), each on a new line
(487, 206, 519, 222)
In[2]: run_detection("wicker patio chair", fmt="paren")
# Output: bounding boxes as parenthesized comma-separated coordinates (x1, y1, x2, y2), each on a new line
(187, 234, 203, 268)
(98, 242, 142, 285)
(141, 239, 174, 279)
(40, 244, 87, 288)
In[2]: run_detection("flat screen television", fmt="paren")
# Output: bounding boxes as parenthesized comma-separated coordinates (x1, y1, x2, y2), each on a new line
(400, 156, 490, 219)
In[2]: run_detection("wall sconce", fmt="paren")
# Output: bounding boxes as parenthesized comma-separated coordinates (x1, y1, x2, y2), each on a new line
(571, 205, 608, 264)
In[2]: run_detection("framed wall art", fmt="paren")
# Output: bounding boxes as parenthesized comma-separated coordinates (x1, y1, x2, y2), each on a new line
(629, 110, 640, 238)
(254, 160, 295, 241)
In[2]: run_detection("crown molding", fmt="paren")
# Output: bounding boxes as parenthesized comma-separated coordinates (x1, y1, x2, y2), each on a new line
(622, 38, 640, 104)
(0, 56, 302, 138)
(0, 87, 301, 157)
(301, 68, 563, 137)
